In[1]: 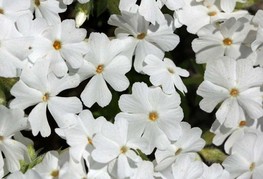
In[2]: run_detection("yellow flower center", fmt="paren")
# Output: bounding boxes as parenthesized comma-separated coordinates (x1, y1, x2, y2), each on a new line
(120, 146, 128, 154)
(229, 88, 239, 97)
(53, 40, 62, 50)
(0, 136, 4, 141)
(249, 162, 256, 171)
(42, 93, 50, 102)
(0, 8, 4, 14)
(239, 121, 247, 127)
(35, 0, 41, 6)
(208, 11, 217, 16)
(96, 64, 104, 74)
(175, 148, 182, 156)
(148, 111, 158, 122)
(50, 170, 59, 178)
(223, 38, 233, 46)
(87, 137, 93, 145)
(137, 32, 146, 40)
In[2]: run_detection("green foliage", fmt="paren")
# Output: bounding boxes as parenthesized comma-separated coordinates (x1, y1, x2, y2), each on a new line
(0, 77, 18, 106)
(20, 145, 44, 173)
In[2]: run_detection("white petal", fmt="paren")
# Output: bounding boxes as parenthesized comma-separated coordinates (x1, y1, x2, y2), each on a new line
(28, 102, 50, 137)
(81, 75, 112, 107)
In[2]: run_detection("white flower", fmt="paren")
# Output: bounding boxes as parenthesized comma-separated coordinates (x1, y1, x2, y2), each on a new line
(0, 0, 31, 21)
(7, 170, 42, 179)
(33, 151, 65, 178)
(176, 0, 248, 34)
(170, 155, 203, 179)
(62, 0, 90, 5)
(143, 55, 189, 95)
(220, 0, 246, 13)
(131, 161, 164, 179)
(0, 106, 28, 173)
(10, 60, 82, 137)
(62, 110, 107, 163)
(199, 163, 231, 179)
(211, 114, 259, 154)
(28, 19, 88, 77)
(108, 12, 179, 72)
(116, 82, 183, 154)
(119, 0, 165, 25)
(79, 32, 132, 107)
(92, 119, 143, 178)
(192, 16, 255, 64)
(223, 131, 263, 179)
(30, 0, 66, 25)
(155, 122, 205, 171)
(251, 27, 263, 66)
(197, 57, 263, 127)
(0, 16, 32, 77)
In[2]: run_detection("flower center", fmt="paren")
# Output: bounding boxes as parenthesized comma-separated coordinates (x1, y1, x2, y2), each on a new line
(208, 11, 217, 16)
(87, 137, 93, 145)
(148, 111, 158, 122)
(50, 170, 59, 178)
(229, 88, 239, 97)
(53, 40, 62, 50)
(167, 68, 174, 74)
(120, 146, 128, 154)
(249, 162, 256, 171)
(35, 0, 41, 6)
(175, 148, 182, 156)
(0, 8, 4, 14)
(96, 64, 104, 74)
(137, 32, 146, 40)
(0, 136, 4, 141)
(223, 38, 233, 46)
(42, 93, 50, 102)
(239, 121, 247, 127)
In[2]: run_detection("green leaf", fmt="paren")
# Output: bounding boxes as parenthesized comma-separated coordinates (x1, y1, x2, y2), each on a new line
(107, 0, 120, 15)
(94, 0, 107, 17)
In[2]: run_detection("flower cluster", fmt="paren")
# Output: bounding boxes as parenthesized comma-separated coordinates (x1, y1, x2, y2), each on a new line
(0, 0, 263, 178)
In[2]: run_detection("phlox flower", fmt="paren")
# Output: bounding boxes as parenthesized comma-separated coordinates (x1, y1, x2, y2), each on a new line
(0, 16, 32, 77)
(30, 0, 66, 25)
(170, 155, 203, 179)
(108, 11, 179, 72)
(143, 55, 189, 95)
(131, 161, 164, 179)
(33, 151, 79, 179)
(28, 19, 88, 77)
(91, 119, 143, 178)
(62, 110, 107, 163)
(155, 122, 205, 171)
(192, 16, 256, 64)
(211, 113, 259, 154)
(0, 0, 31, 21)
(197, 57, 263, 127)
(223, 131, 263, 179)
(116, 82, 183, 154)
(199, 163, 231, 179)
(7, 170, 42, 179)
(251, 10, 263, 66)
(119, 0, 165, 25)
(10, 60, 82, 137)
(79, 32, 132, 107)
(62, 0, 90, 5)
(0, 106, 28, 173)
(220, 0, 246, 13)
(176, 0, 248, 34)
